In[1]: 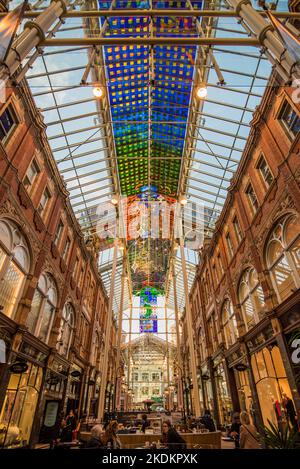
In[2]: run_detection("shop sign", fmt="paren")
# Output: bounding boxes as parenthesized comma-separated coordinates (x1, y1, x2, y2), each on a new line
(44, 401, 59, 427)
(234, 363, 248, 372)
(285, 328, 300, 394)
(9, 361, 28, 374)
(202, 374, 210, 381)
(46, 376, 60, 386)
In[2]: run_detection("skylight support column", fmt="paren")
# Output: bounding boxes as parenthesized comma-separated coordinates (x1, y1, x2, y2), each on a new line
(177, 210, 201, 418)
(115, 264, 126, 412)
(127, 303, 133, 410)
(164, 304, 171, 410)
(172, 267, 184, 412)
(81, 0, 116, 84)
(227, 0, 300, 80)
(98, 238, 118, 420)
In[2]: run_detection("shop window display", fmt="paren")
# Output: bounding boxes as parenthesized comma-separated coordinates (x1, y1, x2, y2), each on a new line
(0, 218, 30, 318)
(238, 267, 265, 329)
(251, 345, 295, 430)
(234, 369, 257, 427)
(26, 273, 57, 344)
(0, 362, 43, 447)
(266, 214, 300, 302)
(202, 377, 215, 415)
(214, 363, 232, 426)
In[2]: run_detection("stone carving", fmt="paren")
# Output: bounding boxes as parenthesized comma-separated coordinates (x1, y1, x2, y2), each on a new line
(60, 258, 67, 274)
(17, 184, 31, 209)
(76, 286, 82, 301)
(51, 241, 59, 259)
(33, 211, 45, 233)
(70, 275, 76, 290)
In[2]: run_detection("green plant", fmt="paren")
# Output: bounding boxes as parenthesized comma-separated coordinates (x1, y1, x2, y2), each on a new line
(260, 420, 300, 449)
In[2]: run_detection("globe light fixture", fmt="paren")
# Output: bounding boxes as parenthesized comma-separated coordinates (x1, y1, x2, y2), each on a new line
(93, 86, 104, 98)
(111, 194, 119, 205)
(196, 85, 208, 99)
(179, 194, 188, 205)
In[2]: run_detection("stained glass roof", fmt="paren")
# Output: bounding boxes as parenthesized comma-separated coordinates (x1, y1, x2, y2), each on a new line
(102, 1, 202, 198)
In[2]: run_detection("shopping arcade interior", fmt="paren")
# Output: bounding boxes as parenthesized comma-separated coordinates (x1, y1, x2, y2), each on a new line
(1, 0, 300, 444)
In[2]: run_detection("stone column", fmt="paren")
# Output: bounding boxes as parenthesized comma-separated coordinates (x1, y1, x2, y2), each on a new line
(227, 0, 300, 80)
(1, 1, 70, 78)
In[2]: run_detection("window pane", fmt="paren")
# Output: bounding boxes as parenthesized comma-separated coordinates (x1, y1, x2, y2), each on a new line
(0, 261, 24, 318)
(285, 217, 300, 247)
(271, 346, 287, 378)
(272, 255, 295, 301)
(0, 107, 15, 140)
(0, 246, 7, 272)
(252, 285, 265, 314)
(26, 290, 42, 333)
(267, 240, 283, 267)
(262, 348, 276, 377)
(290, 238, 300, 274)
(38, 301, 54, 343)
(242, 298, 255, 328)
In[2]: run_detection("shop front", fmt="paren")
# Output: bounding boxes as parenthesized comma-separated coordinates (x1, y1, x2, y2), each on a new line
(247, 322, 296, 431)
(213, 358, 232, 427)
(65, 364, 83, 416)
(201, 366, 214, 415)
(279, 303, 300, 421)
(0, 341, 47, 448)
(226, 343, 260, 428)
(88, 373, 100, 418)
(38, 356, 69, 443)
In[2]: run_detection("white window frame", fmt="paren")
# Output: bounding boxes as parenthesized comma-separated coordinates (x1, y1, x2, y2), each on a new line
(266, 215, 300, 302)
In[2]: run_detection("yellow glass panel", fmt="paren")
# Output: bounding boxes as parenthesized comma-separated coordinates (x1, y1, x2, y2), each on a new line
(271, 345, 287, 378)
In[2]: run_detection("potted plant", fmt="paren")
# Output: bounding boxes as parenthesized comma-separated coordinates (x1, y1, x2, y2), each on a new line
(260, 420, 300, 449)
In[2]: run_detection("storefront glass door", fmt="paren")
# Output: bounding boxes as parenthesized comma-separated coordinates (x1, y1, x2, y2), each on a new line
(0, 362, 43, 447)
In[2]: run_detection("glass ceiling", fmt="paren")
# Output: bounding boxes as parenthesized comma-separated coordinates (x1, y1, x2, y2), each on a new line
(8, 0, 288, 315)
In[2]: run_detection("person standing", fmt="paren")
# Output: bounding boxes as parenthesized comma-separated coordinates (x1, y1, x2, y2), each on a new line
(282, 393, 297, 430)
(239, 411, 261, 449)
(228, 412, 241, 448)
(60, 410, 77, 442)
(141, 414, 150, 433)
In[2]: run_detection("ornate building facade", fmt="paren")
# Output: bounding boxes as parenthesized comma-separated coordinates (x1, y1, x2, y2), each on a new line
(182, 71, 300, 430)
(0, 79, 117, 447)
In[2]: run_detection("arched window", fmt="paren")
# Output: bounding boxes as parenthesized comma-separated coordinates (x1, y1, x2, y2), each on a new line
(266, 214, 300, 302)
(26, 273, 57, 343)
(0, 218, 30, 318)
(238, 267, 265, 329)
(56, 303, 75, 357)
(222, 299, 238, 348)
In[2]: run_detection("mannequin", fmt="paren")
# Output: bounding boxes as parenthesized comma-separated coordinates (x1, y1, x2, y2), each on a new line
(272, 396, 283, 433)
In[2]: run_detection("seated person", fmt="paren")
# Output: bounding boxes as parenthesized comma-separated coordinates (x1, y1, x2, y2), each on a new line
(86, 425, 104, 448)
(161, 420, 186, 450)
(199, 409, 216, 432)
